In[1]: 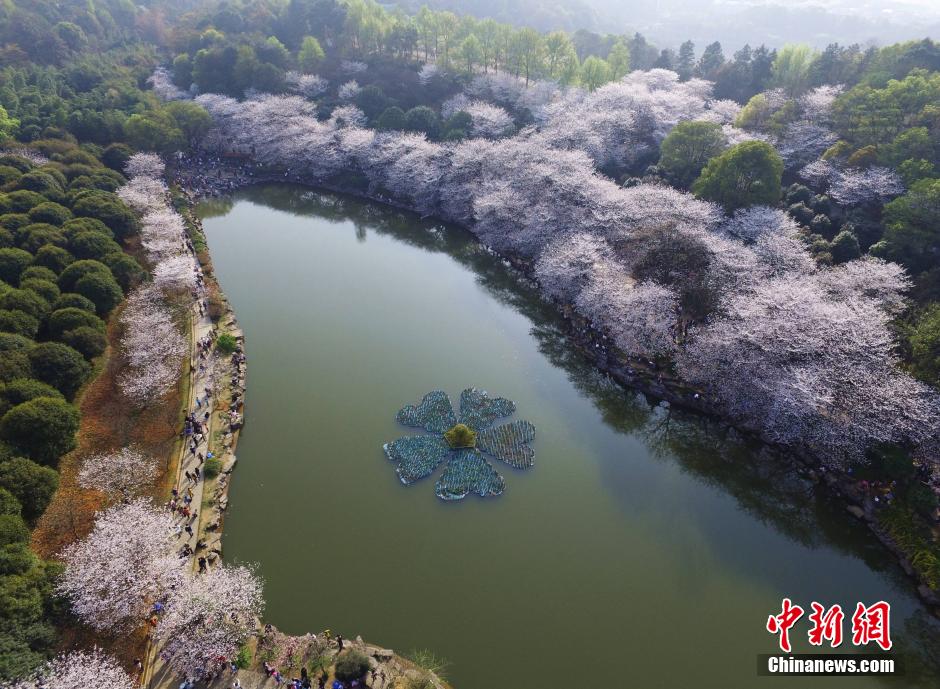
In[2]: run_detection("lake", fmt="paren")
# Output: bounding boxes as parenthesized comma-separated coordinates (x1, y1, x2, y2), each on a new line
(199, 184, 939, 688)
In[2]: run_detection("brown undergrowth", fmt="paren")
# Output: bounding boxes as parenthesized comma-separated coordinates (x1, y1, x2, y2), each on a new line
(29, 234, 190, 666)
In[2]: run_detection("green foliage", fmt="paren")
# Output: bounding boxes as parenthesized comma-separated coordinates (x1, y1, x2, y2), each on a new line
(909, 304, 940, 384)
(21, 279, 59, 306)
(881, 179, 940, 274)
(0, 458, 59, 523)
(658, 121, 728, 187)
(27, 203, 71, 226)
(404, 107, 441, 139)
(830, 230, 861, 264)
(298, 36, 325, 72)
(71, 192, 138, 238)
(33, 245, 74, 274)
(47, 308, 105, 339)
(59, 326, 107, 360)
(406, 649, 450, 680)
(27, 343, 90, 399)
(203, 457, 223, 479)
(443, 423, 477, 449)
(235, 645, 252, 669)
(0, 488, 20, 517)
(691, 141, 783, 211)
(0, 310, 39, 339)
(334, 651, 370, 682)
(216, 333, 237, 354)
(375, 107, 407, 131)
(73, 270, 122, 315)
(0, 249, 33, 284)
(0, 397, 79, 465)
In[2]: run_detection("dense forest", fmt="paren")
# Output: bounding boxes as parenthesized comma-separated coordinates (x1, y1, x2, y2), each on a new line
(0, 0, 939, 684)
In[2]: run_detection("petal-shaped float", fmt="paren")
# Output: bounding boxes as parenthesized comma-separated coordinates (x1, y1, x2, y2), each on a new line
(384, 435, 451, 484)
(477, 420, 536, 469)
(457, 387, 515, 432)
(435, 449, 505, 500)
(396, 390, 457, 433)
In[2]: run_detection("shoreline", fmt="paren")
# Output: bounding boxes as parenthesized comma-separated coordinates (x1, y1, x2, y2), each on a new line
(175, 160, 940, 616)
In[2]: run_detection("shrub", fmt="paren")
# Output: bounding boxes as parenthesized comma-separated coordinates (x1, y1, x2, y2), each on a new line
(27, 202, 72, 226)
(0, 166, 22, 186)
(0, 351, 31, 384)
(0, 457, 59, 521)
(0, 289, 49, 319)
(20, 278, 59, 305)
(203, 457, 223, 479)
(692, 140, 783, 211)
(235, 645, 252, 669)
(69, 231, 122, 261)
(333, 651, 370, 682)
(52, 292, 95, 312)
(0, 514, 29, 547)
(0, 333, 33, 352)
(16, 223, 66, 253)
(0, 487, 20, 516)
(27, 342, 90, 399)
(34, 245, 74, 273)
(57, 259, 110, 292)
(216, 333, 237, 354)
(830, 230, 861, 264)
(0, 248, 32, 283)
(47, 307, 105, 338)
(20, 266, 57, 283)
(0, 309, 39, 338)
(0, 214, 30, 232)
(74, 270, 122, 315)
(3, 190, 45, 213)
(0, 397, 79, 465)
(0, 542, 35, 576)
(0, 379, 64, 414)
(102, 252, 144, 291)
(61, 217, 112, 240)
(101, 143, 133, 172)
(71, 192, 138, 238)
(60, 326, 107, 360)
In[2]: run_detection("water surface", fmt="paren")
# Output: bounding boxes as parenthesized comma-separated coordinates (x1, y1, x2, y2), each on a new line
(200, 185, 940, 689)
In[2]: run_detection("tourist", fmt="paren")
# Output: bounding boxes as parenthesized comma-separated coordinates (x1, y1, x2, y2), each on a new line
(198, 556, 207, 573)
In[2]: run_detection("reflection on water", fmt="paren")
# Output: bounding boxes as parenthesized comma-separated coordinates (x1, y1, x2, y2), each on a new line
(200, 184, 939, 688)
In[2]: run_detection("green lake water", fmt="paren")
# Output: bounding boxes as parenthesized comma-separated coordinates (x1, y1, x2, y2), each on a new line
(198, 185, 939, 689)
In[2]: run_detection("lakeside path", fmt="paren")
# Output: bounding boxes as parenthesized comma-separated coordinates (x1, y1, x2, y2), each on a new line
(141, 197, 248, 688)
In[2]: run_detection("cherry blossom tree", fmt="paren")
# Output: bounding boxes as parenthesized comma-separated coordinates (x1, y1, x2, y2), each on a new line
(464, 101, 514, 138)
(338, 80, 361, 100)
(149, 67, 189, 101)
(125, 152, 165, 180)
(58, 499, 183, 632)
(157, 564, 264, 677)
(78, 447, 158, 501)
(11, 649, 135, 689)
(285, 71, 328, 98)
(718, 206, 800, 244)
(534, 233, 615, 302)
(119, 285, 187, 403)
(576, 272, 679, 357)
(814, 256, 910, 315)
(828, 166, 904, 206)
(679, 276, 936, 464)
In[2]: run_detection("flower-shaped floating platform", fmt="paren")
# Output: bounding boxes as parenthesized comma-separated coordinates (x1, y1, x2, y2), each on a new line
(383, 388, 536, 501)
